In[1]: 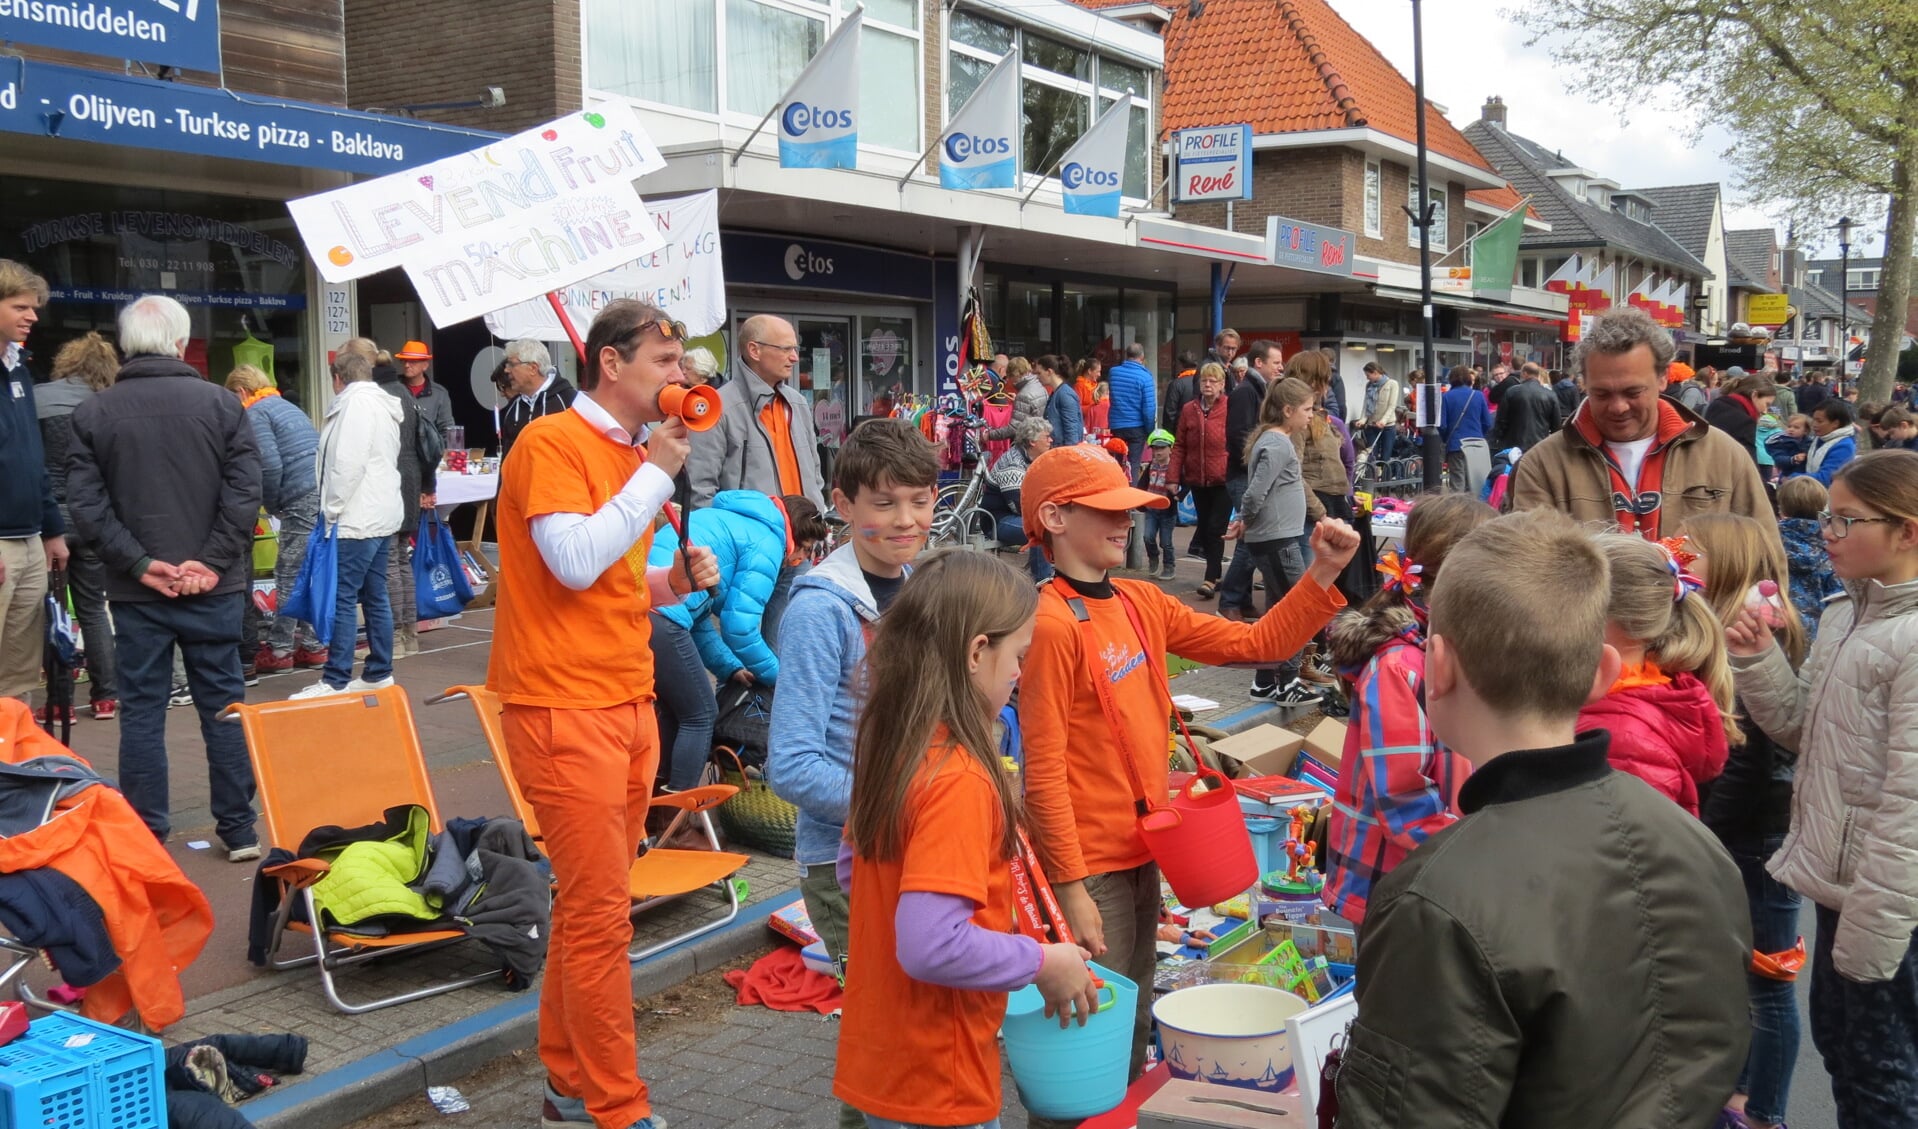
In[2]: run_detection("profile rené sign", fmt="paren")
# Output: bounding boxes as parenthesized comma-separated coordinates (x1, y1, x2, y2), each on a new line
(1173, 125, 1251, 204)
(1, 0, 223, 74)
(287, 103, 668, 329)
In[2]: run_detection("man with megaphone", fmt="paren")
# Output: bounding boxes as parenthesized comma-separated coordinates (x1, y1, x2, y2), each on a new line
(485, 299, 718, 1129)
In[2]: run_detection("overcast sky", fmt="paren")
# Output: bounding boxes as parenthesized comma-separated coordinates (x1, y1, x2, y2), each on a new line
(1320, 0, 1874, 257)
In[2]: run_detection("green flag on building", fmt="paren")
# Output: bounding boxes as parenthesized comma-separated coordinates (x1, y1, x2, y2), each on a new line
(1471, 202, 1528, 297)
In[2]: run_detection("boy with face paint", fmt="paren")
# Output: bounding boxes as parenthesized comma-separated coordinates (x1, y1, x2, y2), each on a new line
(765, 417, 942, 1129)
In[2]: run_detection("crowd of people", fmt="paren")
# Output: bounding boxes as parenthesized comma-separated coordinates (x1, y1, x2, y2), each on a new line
(6, 251, 1918, 1129)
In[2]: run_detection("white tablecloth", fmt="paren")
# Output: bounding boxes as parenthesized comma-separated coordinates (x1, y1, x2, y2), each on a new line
(435, 472, 499, 509)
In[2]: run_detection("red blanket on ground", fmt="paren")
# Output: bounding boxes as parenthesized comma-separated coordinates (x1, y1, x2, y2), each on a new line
(724, 946, 843, 1015)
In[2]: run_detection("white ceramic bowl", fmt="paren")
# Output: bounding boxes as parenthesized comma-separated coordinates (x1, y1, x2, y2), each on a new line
(1153, 983, 1310, 1091)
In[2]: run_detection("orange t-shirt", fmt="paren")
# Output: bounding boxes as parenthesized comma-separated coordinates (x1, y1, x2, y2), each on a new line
(759, 397, 805, 496)
(1019, 577, 1343, 882)
(834, 741, 1015, 1124)
(486, 409, 657, 708)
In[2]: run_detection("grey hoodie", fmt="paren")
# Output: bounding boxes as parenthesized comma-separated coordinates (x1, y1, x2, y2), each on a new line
(766, 546, 908, 865)
(1238, 428, 1309, 542)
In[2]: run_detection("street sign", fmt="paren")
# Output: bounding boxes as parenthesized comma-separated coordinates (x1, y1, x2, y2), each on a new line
(1, 0, 222, 73)
(1172, 125, 1251, 203)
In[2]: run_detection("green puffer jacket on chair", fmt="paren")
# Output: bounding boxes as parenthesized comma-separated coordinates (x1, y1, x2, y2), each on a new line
(309, 805, 440, 927)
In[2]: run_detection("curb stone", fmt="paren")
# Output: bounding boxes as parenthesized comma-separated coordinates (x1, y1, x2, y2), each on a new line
(245, 899, 782, 1129)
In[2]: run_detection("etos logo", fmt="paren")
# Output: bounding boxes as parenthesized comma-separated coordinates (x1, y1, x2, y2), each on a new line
(944, 132, 1012, 163)
(782, 102, 854, 137)
(1061, 162, 1120, 190)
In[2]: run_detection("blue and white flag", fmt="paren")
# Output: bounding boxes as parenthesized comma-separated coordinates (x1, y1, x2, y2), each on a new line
(1057, 100, 1130, 217)
(778, 9, 862, 169)
(939, 53, 1020, 191)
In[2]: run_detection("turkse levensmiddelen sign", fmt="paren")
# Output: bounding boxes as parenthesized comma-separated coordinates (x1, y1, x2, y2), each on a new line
(0, 0, 223, 73)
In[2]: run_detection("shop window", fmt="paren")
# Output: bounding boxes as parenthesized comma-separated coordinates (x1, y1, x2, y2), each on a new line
(948, 51, 993, 117)
(1098, 56, 1150, 98)
(585, 0, 717, 112)
(949, 8, 1014, 53)
(1123, 286, 1176, 376)
(1099, 96, 1150, 199)
(1062, 282, 1121, 363)
(1003, 281, 1054, 356)
(860, 315, 915, 407)
(864, 0, 916, 30)
(1023, 31, 1090, 81)
(1364, 161, 1381, 238)
(860, 26, 920, 151)
(4, 177, 311, 406)
(725, 0, 825, 119)
(1024, 80, 1089, 178)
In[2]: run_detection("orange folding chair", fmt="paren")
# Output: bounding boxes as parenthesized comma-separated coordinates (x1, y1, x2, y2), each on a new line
(430, 686, 750, 961)
(222, 689, 499, 1014)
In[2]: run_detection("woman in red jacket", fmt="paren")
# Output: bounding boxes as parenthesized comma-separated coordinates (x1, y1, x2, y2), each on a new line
(1172, 363, 1231, 596)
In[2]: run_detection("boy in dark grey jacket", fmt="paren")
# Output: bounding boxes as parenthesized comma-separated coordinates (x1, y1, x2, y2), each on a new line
(1338, 508, 1750, 1128)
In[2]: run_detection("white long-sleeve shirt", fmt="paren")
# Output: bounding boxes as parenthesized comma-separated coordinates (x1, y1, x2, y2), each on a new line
(527, 392, 681, 607)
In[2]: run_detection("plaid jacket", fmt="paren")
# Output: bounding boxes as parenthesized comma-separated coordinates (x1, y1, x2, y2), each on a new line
(1323, 629, 1470, 925)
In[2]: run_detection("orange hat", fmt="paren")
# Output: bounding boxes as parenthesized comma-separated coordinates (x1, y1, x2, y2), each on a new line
(395, 341, 432, 361)
(1666, 361, 1694, 385)
(1021, 443, 1169, 549)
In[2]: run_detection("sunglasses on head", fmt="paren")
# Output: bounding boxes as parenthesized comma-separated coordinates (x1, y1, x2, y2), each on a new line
(617, 318, 689, 348)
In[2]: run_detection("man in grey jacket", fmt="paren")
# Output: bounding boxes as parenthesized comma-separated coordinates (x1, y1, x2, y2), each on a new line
(686, 315, 824, 508)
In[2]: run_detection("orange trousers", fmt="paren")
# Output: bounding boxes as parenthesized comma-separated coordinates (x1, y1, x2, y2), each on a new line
(502, 702, 658, 1129)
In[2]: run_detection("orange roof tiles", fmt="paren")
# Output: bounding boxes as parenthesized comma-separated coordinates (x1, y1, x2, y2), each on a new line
(1085, 0, 1492, 170)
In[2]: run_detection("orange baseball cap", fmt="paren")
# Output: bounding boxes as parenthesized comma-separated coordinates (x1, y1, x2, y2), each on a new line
(1021, 443, 1169, 547)
(395, 340, 432, 361)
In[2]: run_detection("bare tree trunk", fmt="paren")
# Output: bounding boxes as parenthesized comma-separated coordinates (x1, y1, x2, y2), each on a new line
(1861, 156, 1914, 409)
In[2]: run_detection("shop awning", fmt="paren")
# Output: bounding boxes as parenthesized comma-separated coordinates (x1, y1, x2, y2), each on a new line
(0, 59, 500, 177)
(1371, 284, 1568, 323)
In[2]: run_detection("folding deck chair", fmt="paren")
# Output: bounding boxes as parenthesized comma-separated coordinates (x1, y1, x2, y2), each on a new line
(222, 688, 499, 1014)
(430, 686, 749, 962)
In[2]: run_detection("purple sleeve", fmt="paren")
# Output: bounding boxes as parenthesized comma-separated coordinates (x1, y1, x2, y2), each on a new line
(836, 838, 853, 894)
(895, 891, 1045, 992)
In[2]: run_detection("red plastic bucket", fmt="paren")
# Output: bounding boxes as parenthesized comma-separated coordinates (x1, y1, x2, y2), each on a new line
(1140, 769, 1259, 907)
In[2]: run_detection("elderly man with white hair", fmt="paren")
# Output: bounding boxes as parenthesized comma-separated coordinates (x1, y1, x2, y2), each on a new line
(685, 314, 824, 508)
(496, 338, 577, 459)
(67, 294, 263, 858)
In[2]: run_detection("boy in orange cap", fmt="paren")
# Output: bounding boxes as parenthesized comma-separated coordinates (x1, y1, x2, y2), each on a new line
(1016, 444, 1360, 1112)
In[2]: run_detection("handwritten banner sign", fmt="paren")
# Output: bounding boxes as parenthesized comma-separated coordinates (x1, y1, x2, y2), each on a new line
(484, 190, 726, 340)
(287, 104, 667, 328)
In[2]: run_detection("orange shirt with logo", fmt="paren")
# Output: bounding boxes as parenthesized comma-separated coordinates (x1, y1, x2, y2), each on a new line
(1019, 577, 1343, 883)
(487, 409, 657, 709)
(758, 396, 805, 496)
(835, 740, 1015, 1125)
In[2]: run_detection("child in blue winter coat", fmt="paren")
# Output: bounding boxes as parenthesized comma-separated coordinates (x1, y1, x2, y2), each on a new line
(648, 491, 827, 790)
(1775, 476, 1843, 641)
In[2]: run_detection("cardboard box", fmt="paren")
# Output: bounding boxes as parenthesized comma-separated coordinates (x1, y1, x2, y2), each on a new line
(1213, 724, 1308, 777)
(1302, 717, 1349, 769)
(1138, 1080, 1307, 1127)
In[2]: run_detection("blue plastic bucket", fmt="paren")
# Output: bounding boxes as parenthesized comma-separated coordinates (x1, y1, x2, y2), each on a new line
(1003, 963, 1136, 1120)
(1245, 816, 1283, 875)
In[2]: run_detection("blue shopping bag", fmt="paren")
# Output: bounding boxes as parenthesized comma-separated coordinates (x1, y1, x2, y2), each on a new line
(1176, 490, 1196, 527)
(414, 511, 474, 619)
(280, 520, 338, 642)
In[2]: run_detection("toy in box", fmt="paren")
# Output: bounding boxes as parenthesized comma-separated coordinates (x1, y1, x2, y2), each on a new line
(768, 899, 819, 947)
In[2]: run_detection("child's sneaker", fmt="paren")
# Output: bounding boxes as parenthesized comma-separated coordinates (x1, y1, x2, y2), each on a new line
(168, 683, 194, 709)
(89, 699, 116, 721)
(1252, 679, 1321, 707)
(1159, 561, 1177, 581)
(256, 647, 295, 673)
(293, 647, 329, 669)
(1146, 549, 1160, 574)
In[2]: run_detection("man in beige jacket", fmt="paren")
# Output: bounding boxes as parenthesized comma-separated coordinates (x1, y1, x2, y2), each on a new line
(1511, 306, 1774, 548)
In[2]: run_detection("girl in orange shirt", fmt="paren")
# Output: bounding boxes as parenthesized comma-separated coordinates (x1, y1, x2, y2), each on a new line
(835, 551, 1099, 1128)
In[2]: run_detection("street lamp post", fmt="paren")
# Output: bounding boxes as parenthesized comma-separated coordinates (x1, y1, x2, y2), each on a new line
(1411, 0, 1442, 491)
(1835, 215, 1855, 391)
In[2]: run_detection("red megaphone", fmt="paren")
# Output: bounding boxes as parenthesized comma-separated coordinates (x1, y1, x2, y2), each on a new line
(658, 383, 722, 431)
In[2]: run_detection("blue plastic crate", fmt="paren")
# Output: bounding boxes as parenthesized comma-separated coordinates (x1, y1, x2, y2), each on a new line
(0, 1013, 165, 1129)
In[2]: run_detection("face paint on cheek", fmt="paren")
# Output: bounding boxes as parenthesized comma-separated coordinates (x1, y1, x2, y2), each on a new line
(858, 526, 883, 540)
